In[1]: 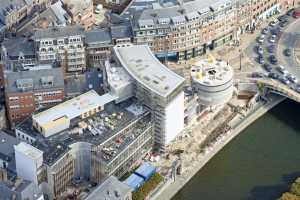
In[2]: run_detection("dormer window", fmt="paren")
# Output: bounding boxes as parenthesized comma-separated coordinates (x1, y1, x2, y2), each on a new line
(40, 76, 54, 87)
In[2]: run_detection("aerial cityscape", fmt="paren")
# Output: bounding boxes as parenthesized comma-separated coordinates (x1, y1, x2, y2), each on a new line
(0, 0, 300, 199)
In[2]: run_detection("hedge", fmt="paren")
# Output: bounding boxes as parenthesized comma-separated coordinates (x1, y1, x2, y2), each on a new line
(132, 173, 164, 200)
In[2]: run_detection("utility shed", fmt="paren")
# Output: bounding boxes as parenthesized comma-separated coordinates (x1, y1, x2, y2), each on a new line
(134, 162, 156, 181)
(124, 173, 144, 191)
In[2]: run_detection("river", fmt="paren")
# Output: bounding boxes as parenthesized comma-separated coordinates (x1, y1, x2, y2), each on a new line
(172, 99, 300, 200)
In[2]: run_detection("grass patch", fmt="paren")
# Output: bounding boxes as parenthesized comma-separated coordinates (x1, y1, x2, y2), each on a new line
(132, 173, 164, 200)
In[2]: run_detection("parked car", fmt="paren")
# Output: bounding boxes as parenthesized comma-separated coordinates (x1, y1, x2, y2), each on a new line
(257, 36, 264, 43)
(268, 45, 275, 53)
(271, 28, 281, 36)
(269, 19, 279, 26)
(257, 45, 263, 55)
(287, 74, 298, 83)
(95, 4, 103, 14)
(277, 66, 289, 76)
(279, 21, 288, 27)
(293, 9, 300, 18)
(269, 35, 276, 43)
(269, 55, 278, 64)
(258, 55, 265, 64)
(281, 77, 290, 85)
(268, 72, 279, 79)
(278, 15, 288, 22)
(252, 72, 265, 78)
(287, 8, 295, 16)
(284, 48, 292, 57)
(262, 27, 268, 34)
(263, 63, 272, 72)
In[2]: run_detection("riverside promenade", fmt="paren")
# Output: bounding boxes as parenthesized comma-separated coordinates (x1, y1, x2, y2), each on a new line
(152, 95, 285, 200)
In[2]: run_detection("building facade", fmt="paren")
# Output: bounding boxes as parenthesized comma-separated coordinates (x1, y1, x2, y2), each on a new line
(118, 0, 299, 61)
(14, 90, 154, 199)
(63, 0, 95, 30)
(111, 44, 185, 151)
(85, 29, 113, 68)
(33, 26, 86, 73)
(0, 0, 50, 30)
(4, 68, 65, 126)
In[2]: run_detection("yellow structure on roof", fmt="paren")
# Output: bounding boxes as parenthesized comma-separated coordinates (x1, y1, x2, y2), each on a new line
(207, 54, 215, 64)
(196, 72, 203, 80)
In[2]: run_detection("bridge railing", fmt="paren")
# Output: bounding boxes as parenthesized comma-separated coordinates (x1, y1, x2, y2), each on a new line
(237, 78, 300, 103)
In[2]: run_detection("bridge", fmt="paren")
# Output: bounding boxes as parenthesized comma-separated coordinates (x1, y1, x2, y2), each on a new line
(238, 77, 300, 103)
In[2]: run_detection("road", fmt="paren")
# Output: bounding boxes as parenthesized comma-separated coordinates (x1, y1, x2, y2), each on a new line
(277, 19, 300, 76)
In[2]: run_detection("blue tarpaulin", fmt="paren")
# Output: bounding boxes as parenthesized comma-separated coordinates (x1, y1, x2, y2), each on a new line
(134, 162, 156, 181)
(123, 173, 145, 191)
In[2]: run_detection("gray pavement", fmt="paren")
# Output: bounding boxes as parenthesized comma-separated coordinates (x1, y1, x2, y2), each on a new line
(277, 19, 300, 75)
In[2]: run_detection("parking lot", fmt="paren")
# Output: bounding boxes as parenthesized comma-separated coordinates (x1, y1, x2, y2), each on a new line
(247, 8, 300, 92)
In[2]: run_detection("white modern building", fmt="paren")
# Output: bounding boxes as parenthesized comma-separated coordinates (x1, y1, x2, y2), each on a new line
(191, 58, 234, 106)
(110, 44, 185, 150)
(104, 60, 134, 103)
(14, 142, 43, 186)
(32, 90, 116, 137)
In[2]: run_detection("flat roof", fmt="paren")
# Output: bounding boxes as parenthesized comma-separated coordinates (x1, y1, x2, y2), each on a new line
(0, 131, 19, 157)
(17, 99, 151, 165)
(33, 90, 116, 127)
(33, 25, 84, 40)
(113, 45, 185, 97)
(86, 176, 132, 200)
(105, 61, 133, 91)
(14, 142, 43, 160)
(191, 59, 233, 86)
(5, 67, 64, 93)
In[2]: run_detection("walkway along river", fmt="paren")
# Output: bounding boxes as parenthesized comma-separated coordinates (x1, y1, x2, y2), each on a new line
(172, 99, 300, 200)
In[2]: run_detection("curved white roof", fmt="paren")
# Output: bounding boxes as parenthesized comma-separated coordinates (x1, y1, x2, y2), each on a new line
(113, 45, 185, 97)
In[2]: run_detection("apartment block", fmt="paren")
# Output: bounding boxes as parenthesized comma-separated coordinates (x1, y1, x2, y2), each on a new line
(14, 90, 153, 199)
(33, 25, 86, 73)
(4, 68, 65, 126)
(85, 28, 113, 68)
(0, 0, 50, 30)
(62, 0, 95, 30)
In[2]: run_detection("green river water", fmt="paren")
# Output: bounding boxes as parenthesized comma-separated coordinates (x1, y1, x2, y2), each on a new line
(173, 99, 300, 200)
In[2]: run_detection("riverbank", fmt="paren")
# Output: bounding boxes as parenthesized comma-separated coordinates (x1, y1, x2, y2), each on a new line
(279, 177, 300, 200)
(151, 95, 285, 200)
